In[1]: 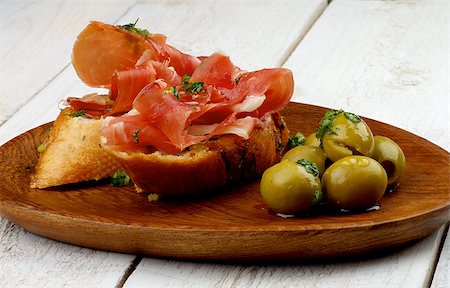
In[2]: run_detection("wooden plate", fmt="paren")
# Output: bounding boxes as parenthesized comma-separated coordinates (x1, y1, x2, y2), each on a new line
(0, 103, 448, 261)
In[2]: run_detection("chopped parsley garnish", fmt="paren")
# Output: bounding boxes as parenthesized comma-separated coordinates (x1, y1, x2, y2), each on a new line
(343, 112, 362, 123)
(288, 132, 305, 148)
(315, 109, 340, 141)
(315, 109, 361, 141)
(180, 74, 205, 94)
(171, 86, 181, 99)
(66, 110, 87, 118)
(117, 19, 150, 38)
(313, 190, 323, 204)
(181, 74, 192, 86)
(37, 143, 46, 153)
(296, 158, 320, 178)
(111, 170, 132, 186)
(164, 86, 181, 99)
(148, 193, 159, 202)
(234, 76, 242, 84)
(133, 128, 140, 144)
(186, 81, 205, 94)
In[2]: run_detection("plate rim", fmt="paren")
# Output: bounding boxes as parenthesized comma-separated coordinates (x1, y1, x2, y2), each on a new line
(0, 102, 449, 260)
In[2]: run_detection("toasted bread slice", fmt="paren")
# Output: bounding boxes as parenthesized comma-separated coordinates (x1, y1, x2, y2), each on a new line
(109, 113, 288, 198)
(30, 108, 288, 199)
(30, 108, 121, 188)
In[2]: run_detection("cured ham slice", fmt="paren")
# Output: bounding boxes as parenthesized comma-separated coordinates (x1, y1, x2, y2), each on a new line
(213, 116, 258, 140)
(72, 21, 149, 88)
(72, 21, 200, 88)
(191, 52, 238, 89)
(232, 68, 294, 119)
(147, 42, 201, 77)
(106, 61, 181, 116)
(107, 67, 155, 116)
(102, 114, 179, 154)
(101, 66, 293, 153)
(66, 93, 112, 117)
(69, 21, 294, 154)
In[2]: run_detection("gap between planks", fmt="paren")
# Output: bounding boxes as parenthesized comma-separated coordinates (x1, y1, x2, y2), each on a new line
(427, 223, 449, 288)
(0, 0, 331, 134)
(111, 1, 329, 285)
(0, 0, 327, 132)
(0, 1, 138, 132)
(2, 1, 331, 286)
(278, 0, 328, 67)
(116, 256, 143, 288)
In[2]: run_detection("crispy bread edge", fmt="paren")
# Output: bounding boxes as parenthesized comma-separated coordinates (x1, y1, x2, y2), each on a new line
(30, 108, 122, 188)
(112, 113, 289, 198)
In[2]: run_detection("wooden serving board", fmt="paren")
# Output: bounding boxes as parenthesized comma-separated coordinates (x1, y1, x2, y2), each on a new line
(0, 102, 448, 261)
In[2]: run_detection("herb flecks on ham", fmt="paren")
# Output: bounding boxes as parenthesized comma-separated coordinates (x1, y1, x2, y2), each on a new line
(68, 21, 294, 154)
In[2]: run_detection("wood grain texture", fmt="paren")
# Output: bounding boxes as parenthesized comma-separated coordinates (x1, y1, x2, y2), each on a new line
(0, 217, 135, 288)
(431, 225, 450, 288)
(0, 103, 448, 262)
(0, 2, 139, 288)
(0, 0, 136, 126)
(124, 0, 327, 70)
(0, 0, 327, 145)
(0, 1, 329, 287)
(124, 227, 446, 288)
(284, 0, 449, 150)
(1, 0, 448, 287)
(283, 1, 450, 286)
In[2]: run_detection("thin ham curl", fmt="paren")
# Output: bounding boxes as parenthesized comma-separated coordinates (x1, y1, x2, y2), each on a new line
(69, 21, 294, 154)
(106, 61, 181, 116)
(67, 93, 112, 117)
(72, 21, 200, 88)
(101, 65, 293, 153)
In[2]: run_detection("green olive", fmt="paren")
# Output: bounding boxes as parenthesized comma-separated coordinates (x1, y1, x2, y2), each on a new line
(322, 156, 387, 210)
(304, 133, 321, 147)
(282, 145, 327, 176)
(372, 135, 406, 189)
(260, 160, 322, 215)
(322, 113, 374, 162)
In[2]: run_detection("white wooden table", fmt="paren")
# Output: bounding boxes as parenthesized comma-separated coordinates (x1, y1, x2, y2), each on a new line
(0, 0, 448, 287)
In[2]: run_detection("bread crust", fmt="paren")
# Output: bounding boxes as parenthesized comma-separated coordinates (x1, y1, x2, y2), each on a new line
(30, 108, 122, 188)
(115, 149, 227, 198)
(31, 109, 288, 199)
(110, 113, 288, 198)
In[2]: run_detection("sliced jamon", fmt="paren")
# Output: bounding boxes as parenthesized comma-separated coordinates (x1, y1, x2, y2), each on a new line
(107, 67, 156, 116)
(191, 52, 238, 89)
(70, 22, 294, 154)
(72, 21, 200, 88)
(67, 93, 112, 117)
(101, 66, 293, 153)
(72, 21, 149, 88)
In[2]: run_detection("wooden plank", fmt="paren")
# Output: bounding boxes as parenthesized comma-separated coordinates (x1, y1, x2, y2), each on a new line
(0, 68, 97, 145)
(124, 227, 446, 288)
(0, 0, 328, 145)
(0, 0, 135, 126)
(0, 218, 136, 288)
(122, 0, 327, 70)
(431, 226, 450, 288)
(282, 0, 449, 287)
(284, 0, 449, 150)
(0, 2, 139, 288)
(120, 2, 447, 287)
(0, 0, 327, 287)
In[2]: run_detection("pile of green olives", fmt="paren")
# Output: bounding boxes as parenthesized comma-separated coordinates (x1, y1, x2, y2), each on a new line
(260, 109, 406, 216)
